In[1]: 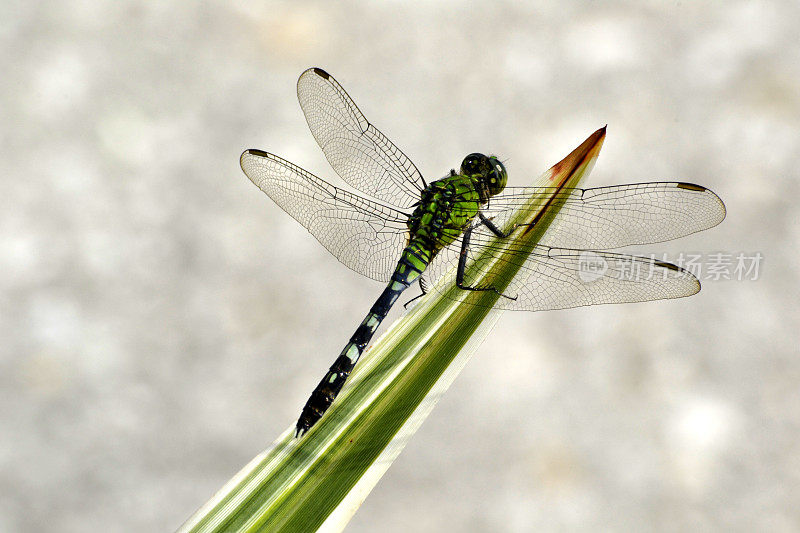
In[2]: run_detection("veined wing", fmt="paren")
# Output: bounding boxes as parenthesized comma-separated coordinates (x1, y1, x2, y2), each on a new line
(240, 149, 409, 282)
(481, 182, 726, 250)
(424, 239, 700, 312)
(296, 68, 426, 209)
(420, 181, 722, 304)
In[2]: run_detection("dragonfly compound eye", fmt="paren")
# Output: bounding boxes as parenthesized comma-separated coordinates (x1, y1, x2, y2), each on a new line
(460, 153, 490, 176)
(487, 157, 507, 196)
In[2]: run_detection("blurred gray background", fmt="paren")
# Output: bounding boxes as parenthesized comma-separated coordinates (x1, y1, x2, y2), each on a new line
(2, 1, 798, 531)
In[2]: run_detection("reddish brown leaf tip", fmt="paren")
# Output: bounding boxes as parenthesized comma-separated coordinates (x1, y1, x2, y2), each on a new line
(548, 127, 607, 184)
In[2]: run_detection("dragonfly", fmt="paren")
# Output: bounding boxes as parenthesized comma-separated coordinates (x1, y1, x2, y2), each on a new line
(240, 68, 726, 437)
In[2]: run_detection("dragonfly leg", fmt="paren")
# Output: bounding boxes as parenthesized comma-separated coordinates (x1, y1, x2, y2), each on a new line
(478, 212, 514, 238)
(456, 221, 517, 301)
(480, 213, 542, 238)
(403, 278, 428, 309)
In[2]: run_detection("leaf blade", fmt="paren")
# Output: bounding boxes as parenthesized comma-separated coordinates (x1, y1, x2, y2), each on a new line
(178, 127, 607, 533)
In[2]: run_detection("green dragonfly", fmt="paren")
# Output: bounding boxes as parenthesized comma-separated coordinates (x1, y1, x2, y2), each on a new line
(240, 68, 726, 437)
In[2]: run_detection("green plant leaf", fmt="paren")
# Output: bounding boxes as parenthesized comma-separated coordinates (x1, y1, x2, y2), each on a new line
(178, 127, 607, 533)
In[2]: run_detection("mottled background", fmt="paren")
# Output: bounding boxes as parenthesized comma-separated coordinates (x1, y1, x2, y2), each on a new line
(2, 1, 798, 531)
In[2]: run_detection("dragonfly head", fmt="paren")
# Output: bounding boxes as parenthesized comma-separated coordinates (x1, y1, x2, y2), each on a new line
(460, 153, 507, 200)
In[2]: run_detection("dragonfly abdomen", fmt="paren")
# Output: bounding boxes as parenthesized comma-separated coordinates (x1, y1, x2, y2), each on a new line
(295, 183, 481, 437)
(295, 256, 426, 437)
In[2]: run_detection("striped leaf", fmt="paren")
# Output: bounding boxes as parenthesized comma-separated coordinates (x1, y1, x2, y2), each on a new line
(178, 128, 606, 533)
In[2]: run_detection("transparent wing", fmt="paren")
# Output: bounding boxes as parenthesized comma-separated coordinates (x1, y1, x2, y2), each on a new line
(240, 149, 409, 282)
(424, 239, 700, 312)
(421, 181, 723, 294)
(419, 181, 722, 310)
(296, 68, 426, 209)
(482, 182, 726, 250)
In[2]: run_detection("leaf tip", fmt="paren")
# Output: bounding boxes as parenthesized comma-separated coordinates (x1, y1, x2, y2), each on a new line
(547, 126, 607, 185)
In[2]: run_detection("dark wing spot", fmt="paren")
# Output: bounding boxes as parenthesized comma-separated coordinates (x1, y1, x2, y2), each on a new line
(654, 261, 682, 271)
(676, 182, 706, 192)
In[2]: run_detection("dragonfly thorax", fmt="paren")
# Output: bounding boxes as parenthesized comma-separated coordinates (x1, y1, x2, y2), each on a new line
(406, 172, 485, 260)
